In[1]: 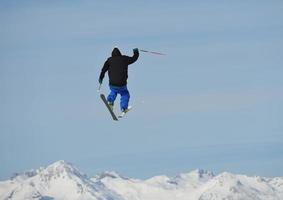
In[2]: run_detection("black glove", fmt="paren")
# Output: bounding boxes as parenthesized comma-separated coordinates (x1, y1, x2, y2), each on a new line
(133, 48, 139, 53)
(98, 78, 103, 84)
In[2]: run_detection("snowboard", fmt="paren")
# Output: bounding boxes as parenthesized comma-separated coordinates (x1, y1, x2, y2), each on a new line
(100, 94, 118, 121)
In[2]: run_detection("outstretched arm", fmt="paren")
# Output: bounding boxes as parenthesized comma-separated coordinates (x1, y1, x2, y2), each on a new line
(127, 48, 139, 65)
(99, 60, 109, 83)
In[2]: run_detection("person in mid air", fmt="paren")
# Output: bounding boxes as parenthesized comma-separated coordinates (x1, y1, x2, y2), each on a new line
(99, 47, 139, 114)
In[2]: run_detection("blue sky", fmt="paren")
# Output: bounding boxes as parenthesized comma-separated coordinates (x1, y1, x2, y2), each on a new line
(0, 0, 283, 180)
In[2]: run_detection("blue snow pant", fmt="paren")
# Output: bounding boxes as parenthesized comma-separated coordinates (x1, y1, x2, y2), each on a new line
(107, 85, 130, 110)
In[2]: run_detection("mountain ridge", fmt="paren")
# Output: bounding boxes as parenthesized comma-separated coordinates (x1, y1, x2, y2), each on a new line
(1, 160, 282, 200)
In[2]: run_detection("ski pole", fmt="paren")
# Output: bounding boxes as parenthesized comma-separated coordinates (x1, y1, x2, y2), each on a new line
(140, 49, 166, 56)
(97, 83, 102, 93)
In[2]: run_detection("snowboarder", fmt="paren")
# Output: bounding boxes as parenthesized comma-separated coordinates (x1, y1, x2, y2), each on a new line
(99, 47, 139, 116)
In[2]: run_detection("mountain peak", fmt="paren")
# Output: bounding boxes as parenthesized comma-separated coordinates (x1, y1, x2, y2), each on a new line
(175, 169, 214, 181)
(43, 160, 87, 180)
(46, 160, 74, 172)
(3, 161, 122, 200)
(190, 169, 215, 179)
(166, 169, 215, 187)
(10, 160, 83, 182)
(95, 171, 128, 181)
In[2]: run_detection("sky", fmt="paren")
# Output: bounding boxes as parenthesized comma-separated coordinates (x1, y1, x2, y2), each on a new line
(0, 0, 283, 180)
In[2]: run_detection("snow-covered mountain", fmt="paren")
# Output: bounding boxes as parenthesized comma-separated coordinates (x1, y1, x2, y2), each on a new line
(0, 161, 123, 200)
(0, 161, 282, 200)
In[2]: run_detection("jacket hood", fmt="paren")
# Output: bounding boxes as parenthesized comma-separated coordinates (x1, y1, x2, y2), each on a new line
(112, 48, 122, 57)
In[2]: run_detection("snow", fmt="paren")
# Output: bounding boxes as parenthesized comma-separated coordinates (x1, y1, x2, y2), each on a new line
(0, 161, 122, 200)
(0, 160, 282, 200)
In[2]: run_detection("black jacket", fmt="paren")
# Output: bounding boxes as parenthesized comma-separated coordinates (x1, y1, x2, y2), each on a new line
(99, 48, 139, 87)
